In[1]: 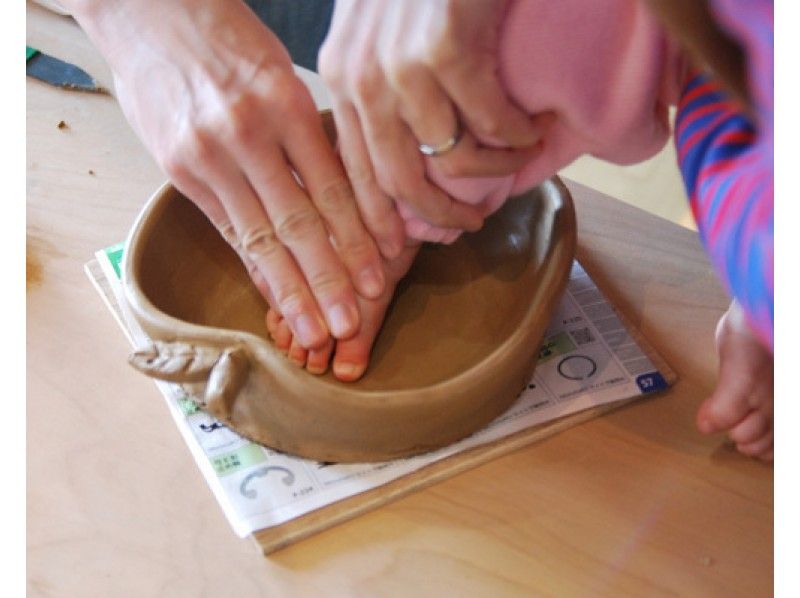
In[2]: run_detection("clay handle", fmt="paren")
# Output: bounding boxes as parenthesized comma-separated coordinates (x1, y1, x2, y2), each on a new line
(129, 341, 249, 420)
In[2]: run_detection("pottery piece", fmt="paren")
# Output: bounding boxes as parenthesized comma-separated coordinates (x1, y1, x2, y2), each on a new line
(122, 117, 576, 463)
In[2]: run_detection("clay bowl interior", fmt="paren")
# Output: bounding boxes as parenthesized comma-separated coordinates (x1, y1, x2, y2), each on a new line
(124, 169, 576, 462)
(133, 184, 571, 391)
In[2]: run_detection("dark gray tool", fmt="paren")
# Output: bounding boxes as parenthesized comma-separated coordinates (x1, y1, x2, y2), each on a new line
(26, 45, 108, 94)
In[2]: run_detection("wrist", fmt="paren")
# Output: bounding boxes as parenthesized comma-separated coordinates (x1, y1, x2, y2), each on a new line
(65, 0, 293, 82)
(61, 0, 151, 74)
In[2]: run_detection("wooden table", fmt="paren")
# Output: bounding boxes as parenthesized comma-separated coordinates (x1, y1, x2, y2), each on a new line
(27, 4, 772, 596)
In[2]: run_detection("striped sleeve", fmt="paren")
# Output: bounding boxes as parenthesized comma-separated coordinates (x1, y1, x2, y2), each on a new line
(674, 70, 773, 350)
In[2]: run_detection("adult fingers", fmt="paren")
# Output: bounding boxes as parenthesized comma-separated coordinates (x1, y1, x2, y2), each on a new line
(437, 54, 542, 148)
(355, 94, 483, 231)
(330, 100, 407, 259)
(391, 65, 548, 178)
(432, 113, 555, 178)
(389, 64, 460, 160)
(322, 2, 482, 237)
(234, 144, 363, 343)
(426, 129, 546, 178)
(194, 136, 332, 349)
(165, 163, 277, 308)
(283, 109, 387, 298)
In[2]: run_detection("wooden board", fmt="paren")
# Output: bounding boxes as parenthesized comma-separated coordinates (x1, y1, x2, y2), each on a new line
(252, 294, 676, 554)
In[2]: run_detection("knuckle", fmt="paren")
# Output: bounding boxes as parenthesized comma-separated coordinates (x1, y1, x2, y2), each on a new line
(315, 178, 356, 213)
(222, 95, 258, 146)
(306, 269, 349, 297)
(474, 114, 502, 138)
(374, 171, 398, 199)
(274, 85, 306, 118)
(352, 68, 381, 103)
(274, 287, 308, 319)
(341, 153, 374, 187)
(274, 209, 325, 245)
(184, 129, 215, 165)
(383, 53, 412, 86)
(160, 151, 188, 182)
(334, 232, 374, 261)
(240, 224, 281, 261)
(256, 71, 308, 118)
(274, 77, 308, 117)
(242, 256, 269, 299)
(318, 44, 344, 89)
(427, 39, 459, 71)
(216, 220, 241, 251)
(362, 201, 395, 233)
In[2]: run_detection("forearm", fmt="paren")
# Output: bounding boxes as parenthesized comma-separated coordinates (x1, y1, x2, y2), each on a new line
(60, 0, 174, 72)
(675, 72, 773, 350)
(58, 0, 387, 348)
(60, 0, 292, 81)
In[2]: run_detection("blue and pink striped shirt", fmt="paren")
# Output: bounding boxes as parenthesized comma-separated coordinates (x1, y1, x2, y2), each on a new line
(674, 0, 773, 350)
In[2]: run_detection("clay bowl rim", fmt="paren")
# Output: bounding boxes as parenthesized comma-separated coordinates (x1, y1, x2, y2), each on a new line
(122, 177, 576, 403)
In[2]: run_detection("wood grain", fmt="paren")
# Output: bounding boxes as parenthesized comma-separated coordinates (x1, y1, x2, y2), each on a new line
(27, 4, 772, 596)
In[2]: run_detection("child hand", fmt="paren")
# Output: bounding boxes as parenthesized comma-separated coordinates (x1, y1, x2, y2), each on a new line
(697, 301, 773, 461)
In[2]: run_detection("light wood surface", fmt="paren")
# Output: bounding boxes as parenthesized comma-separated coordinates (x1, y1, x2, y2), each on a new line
(27, 3, 772, 596)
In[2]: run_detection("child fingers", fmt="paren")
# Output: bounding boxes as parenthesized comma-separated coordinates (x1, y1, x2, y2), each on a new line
(331, 101, 407, 260)
(736, 430, 773, 460)
(728, 410, 771, 445)
(307, 339, 335, 375)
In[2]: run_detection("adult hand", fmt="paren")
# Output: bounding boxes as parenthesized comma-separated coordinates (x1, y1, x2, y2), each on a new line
(319, 0, 552, 245)
(67, 0, 386, 349)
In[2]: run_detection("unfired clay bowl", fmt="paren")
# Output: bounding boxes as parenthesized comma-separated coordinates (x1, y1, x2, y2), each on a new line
(122, 123, 576, 463)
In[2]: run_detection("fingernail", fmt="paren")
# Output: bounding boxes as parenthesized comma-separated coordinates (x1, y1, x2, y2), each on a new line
(334, 361, 365, 381)
(306, 361, 328, 375)
(327, 303, 358, 338)
(358, 265, 385, 298)
(294, 314, 325, 348)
